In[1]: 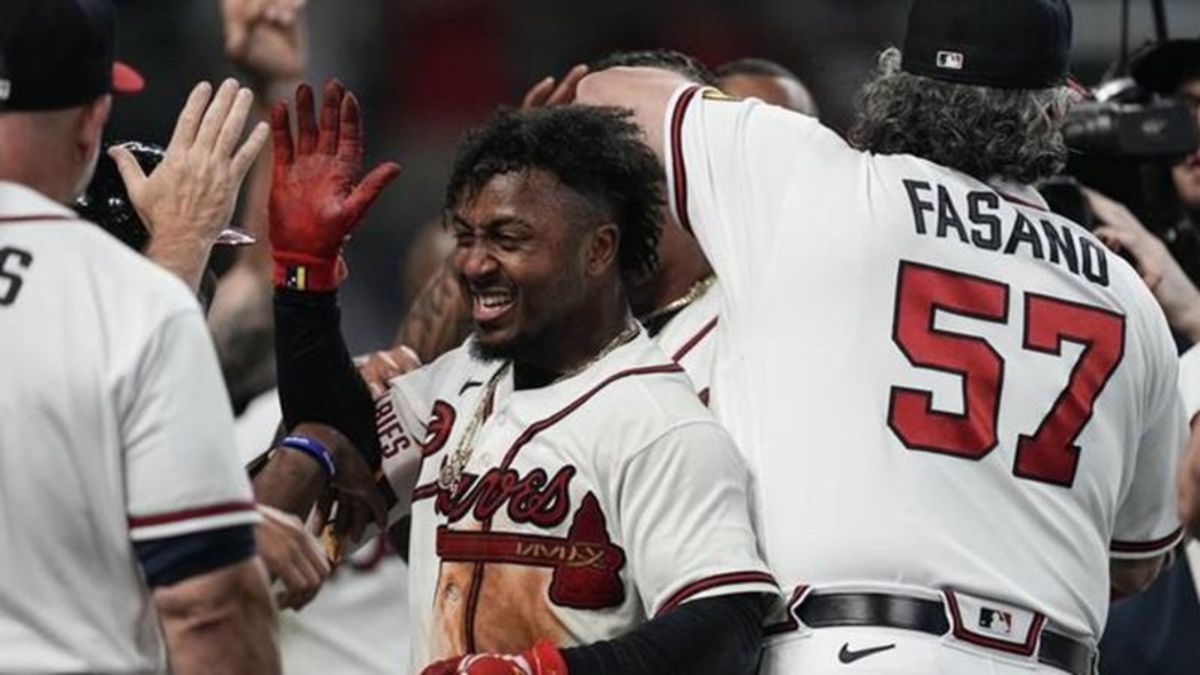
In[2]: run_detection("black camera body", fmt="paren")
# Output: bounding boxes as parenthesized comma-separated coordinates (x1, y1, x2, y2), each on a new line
(1041, 78, 1200, 283)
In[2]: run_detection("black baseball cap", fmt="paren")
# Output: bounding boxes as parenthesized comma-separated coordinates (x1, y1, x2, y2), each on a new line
(902, 0, 1073, 90)
(0, 0, 144, 112)
(1130, 39, 1200, 95)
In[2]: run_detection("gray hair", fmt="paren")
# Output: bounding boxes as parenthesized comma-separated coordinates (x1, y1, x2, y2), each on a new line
(848, 48, 1072, 185)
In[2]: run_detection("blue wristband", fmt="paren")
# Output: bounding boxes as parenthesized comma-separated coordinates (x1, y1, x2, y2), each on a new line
(280, 435, 336, 479)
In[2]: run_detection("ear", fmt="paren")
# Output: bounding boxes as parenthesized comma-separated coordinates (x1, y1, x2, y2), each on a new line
(584, 222, 620, 277)
(76, 95, 112, 161)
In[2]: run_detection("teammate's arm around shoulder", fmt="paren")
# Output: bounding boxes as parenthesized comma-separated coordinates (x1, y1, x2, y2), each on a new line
(151, 557, 280, 675)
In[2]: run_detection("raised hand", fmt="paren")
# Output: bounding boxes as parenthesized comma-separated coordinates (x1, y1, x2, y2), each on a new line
(112, 79, 269, 291)
(269, 80, 400, 291)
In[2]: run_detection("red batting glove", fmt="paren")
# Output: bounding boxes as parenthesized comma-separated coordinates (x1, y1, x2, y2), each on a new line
(268, 79, 400, 291)
(420, 641, 568, 675)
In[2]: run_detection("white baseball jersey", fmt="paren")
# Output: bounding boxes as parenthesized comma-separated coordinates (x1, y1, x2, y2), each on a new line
(0, 181, 258, 672)
(1177, 342, 1200, 422)
(235, 389, 410, 675)
(376, 330, 775, 669)
(648, 278, 721, 400)
(663, 86, 1187, 642)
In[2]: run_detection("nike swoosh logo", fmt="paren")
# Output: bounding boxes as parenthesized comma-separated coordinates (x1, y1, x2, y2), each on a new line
(838, 643, 895, 664)
(459, 380, 483, 395)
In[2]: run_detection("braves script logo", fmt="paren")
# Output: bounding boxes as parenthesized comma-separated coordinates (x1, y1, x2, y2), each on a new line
(437, 492, 627, 609)
(437, 465, 576, 527)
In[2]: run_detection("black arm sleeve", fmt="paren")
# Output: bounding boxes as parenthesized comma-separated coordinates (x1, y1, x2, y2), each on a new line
(274, 288, 381, 468)
(561, 592, 767, 675)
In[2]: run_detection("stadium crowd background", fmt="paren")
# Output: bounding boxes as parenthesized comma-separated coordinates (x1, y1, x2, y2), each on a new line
(107, 0, 1200, 350)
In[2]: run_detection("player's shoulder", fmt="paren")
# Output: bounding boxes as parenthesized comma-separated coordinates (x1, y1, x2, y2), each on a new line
(0, 182, 198, 318)
(588, 332, 719, 430)
(682, 84, 849, 151)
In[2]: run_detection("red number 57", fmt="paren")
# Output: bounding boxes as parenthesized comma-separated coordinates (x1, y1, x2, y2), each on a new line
(887, 261, 1125, 487)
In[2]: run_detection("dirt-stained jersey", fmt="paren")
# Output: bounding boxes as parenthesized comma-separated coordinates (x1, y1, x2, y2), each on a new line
(377, 329, 775, 669)
(0, 181, 257, 672)
(663, 86, 1186, 641)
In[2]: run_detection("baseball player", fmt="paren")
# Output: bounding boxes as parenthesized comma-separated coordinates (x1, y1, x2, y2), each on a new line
(391, 51, 727, 399)
(253, 80, 777, 674)
(578, 0, 1186, 673)
(0, 0, 278, 672)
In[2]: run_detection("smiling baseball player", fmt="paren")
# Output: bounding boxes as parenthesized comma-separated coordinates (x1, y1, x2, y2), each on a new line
(254, 79, 778, 675)
(578, 1, 1187, 673)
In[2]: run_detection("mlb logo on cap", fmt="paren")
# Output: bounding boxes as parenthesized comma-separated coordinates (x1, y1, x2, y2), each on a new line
(936, 51, 964, 70)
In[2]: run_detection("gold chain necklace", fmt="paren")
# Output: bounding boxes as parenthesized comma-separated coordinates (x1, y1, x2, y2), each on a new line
(436, 321, 640, 492)
(552, 320, 640, 384)
(637, 274, 717, 324)
(437, 361, 510, 492)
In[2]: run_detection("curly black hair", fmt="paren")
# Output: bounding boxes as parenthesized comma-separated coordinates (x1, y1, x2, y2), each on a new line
(445, 106, 664, 278)
(591, 49, 717, 86)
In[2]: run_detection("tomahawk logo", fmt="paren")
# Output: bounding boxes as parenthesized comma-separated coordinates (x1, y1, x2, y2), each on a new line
(936, 51, 965, 70)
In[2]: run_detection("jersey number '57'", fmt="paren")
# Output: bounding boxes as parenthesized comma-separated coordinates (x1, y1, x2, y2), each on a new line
(887, 260, 1125, 488)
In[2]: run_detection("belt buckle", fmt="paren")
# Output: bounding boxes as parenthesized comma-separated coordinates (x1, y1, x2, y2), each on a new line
(942, 589, 1045, 659)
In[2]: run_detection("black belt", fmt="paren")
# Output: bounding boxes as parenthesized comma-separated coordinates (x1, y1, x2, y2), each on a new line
(795, 592, 1094, 675)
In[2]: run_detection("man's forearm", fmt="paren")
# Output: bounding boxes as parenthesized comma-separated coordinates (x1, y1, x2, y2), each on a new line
(274, 288, 381, 468)
(252, 447, 326, 518)
(154, 558, 280, 675)
(147, 231, 216, 294)
(562, 593, 767, 675)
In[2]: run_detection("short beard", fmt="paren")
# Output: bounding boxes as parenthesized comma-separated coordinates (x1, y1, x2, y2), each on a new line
(470, 333, 522, 362)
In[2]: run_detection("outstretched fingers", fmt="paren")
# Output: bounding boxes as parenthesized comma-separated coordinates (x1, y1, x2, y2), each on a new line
(215, 87, 256, 158)
(232, 121, 271, 182)
(345, 162, 402, 224)
(270, 101, 294, 168)
(294, 82, 319, 155)
(194, 78, 241, 151)
(317, 79, 345, 155)
(167, 81, 214, 152)
(336, 91, 363, 163)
